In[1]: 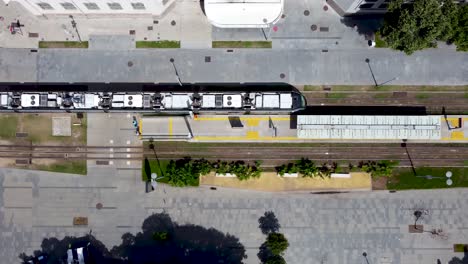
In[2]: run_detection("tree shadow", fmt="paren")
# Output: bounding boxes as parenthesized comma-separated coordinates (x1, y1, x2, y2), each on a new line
(111, 212, 246, 264)
(340, 16, 384, 38)
(258, 211, 281, 235)
(20, 213, 247, 264)
(19, 234, 115, 264)
(448, 246, 468, 264)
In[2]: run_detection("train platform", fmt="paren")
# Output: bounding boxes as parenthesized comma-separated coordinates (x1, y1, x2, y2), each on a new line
(139, 114, 468, 143)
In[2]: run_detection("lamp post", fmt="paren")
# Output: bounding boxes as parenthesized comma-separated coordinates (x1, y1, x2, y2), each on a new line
(261, 18, 272, 41)
(365, 58, 378, 87)
(69, 15, 82, 42)
(150, 173, 165, 190)
(169, 58, 183, 86)
(362, 252, 370, 264)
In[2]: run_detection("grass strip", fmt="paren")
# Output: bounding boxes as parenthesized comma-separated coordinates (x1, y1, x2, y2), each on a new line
(212, 41, 272, 48)
(387, 167, 468, 190)
(36, 161, 87, 175)
(39, 41, 89, 48)
(136, 41, 180, 48)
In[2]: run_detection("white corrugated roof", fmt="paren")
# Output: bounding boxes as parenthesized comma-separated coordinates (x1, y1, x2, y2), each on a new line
(205, 0, 283, 28)
(297, 115, 441, 140)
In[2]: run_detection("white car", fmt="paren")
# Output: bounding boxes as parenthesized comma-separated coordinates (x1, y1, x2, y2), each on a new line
(67, 246, 87, 264)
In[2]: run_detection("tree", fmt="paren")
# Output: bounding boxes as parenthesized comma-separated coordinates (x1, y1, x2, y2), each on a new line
(439, 0, 459, 42)
(454, 5, 468, 51)
(276, 162, 298, 176)
(265, 255, 287, 264)
(265, 233, 289, 256)
(296, 158, 318, 177)
(165, 158, 213, 187)
(380, 0, 444, 54)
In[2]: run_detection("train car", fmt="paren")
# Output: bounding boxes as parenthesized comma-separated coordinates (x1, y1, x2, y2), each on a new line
(0, 83, 306, 114)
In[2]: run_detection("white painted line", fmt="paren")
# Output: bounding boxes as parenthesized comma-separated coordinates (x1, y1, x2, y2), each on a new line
(127, 113, 131, 118)
(126, 148, 130, 152)
(109, 139, 114, 144)
(126, 154, 130, 158)
(110, 154, 114, 158)
(127, 161, 131, 165)
(126, 140, 131, 145)
(109, 161, 114, 165)
(109, 148, 114, 152)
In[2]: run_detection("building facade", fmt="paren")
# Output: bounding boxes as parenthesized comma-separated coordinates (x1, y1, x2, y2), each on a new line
(2, 0, 173, 16)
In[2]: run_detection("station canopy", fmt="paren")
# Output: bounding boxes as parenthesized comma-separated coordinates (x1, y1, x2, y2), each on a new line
(204, 0, 284, 28)
(297, 115, 441, 140)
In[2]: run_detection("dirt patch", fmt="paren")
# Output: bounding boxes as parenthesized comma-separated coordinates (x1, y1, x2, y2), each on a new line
(200, 172, 372, 192)
(372, 177, 388, 190)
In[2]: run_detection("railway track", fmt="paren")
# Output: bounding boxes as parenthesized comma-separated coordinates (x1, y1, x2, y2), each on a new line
(303, 92, 468, 114)
(2, 144, 467, 167)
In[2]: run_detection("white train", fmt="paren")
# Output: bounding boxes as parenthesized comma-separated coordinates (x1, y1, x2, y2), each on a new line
(0, 91, 306, 113)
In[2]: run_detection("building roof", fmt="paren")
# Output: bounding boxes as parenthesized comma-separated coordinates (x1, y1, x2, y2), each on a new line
(204, 0, 284, 28)
(297, 115, 441, 140)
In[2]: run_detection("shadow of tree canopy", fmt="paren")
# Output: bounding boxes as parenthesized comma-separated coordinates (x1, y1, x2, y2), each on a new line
(258, 211, 281, 235)
(19, 233, 115, 264)
(20, 213, 247, 264)
(340, 16, 384, 37)
(448, 247, 468, 264)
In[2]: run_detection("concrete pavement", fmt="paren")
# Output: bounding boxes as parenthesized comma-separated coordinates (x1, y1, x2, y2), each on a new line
(1, 166, 468, 264)
(0, 48, 467, 85)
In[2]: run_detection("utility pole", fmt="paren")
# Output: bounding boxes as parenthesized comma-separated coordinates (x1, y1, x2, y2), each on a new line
(169, 58, 182, 86)
(69, 15, 82, 42)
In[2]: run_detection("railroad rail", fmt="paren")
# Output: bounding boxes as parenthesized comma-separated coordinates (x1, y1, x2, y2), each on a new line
(2, 144, 467, 168)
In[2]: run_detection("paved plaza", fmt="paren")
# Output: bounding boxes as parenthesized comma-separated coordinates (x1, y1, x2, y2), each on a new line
(0, 48, 467, 85)
(0, 113, 467, 264)
(1, 168, 468, 264)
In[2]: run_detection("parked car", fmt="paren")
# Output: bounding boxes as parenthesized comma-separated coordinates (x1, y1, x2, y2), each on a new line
(67, 244, 89, 264)
(26, 254, 47, 264)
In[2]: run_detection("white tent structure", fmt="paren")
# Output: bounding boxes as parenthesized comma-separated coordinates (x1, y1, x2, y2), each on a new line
(204, 0, 284, 28)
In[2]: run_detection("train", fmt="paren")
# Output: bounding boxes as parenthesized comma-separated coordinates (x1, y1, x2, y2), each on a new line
(0, 83, 307, 114)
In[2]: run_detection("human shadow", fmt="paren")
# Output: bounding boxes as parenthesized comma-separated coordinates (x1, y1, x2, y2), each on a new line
(448, 246, 468, 264)
(258, 211, 281, 235)
(20, 213, 247, 264)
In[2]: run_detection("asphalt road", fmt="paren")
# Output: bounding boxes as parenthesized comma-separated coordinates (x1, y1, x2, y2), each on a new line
(1, 48, 468, 85)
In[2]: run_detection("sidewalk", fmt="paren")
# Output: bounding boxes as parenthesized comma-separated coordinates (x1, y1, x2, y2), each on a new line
(0, 0, 212, 48)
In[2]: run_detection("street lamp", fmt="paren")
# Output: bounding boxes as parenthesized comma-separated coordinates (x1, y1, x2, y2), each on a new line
(69, 15, 82, 42)
(169, 58, 183, 86)
(362, 252, 370, 264)
(151, 173, 165, 190)
(261, 18, 272, 41)
(365, 58, 378, 87)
